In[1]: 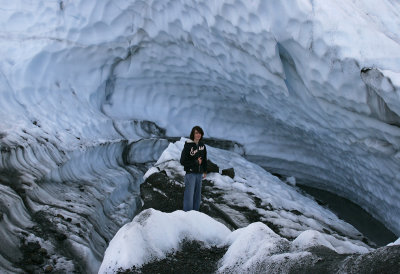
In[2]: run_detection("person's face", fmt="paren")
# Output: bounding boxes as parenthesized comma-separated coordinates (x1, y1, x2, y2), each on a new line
(194, 130, 202, 142)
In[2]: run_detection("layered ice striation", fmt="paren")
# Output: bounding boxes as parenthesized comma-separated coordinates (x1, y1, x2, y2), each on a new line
(1, 0, 400, 272)
(0, 138, 168, 272)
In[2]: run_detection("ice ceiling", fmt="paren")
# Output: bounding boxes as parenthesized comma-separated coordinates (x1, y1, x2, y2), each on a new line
(1, 0, 400, 251)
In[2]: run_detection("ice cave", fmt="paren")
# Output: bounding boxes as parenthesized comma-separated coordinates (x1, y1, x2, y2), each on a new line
(0, 0, 399, 273)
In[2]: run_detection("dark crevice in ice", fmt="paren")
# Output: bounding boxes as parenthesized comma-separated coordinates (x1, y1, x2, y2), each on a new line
(297, 184, 398, 247)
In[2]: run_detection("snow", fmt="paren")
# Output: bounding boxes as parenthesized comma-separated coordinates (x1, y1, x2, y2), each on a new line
(217, 223, 368, 273)
(99, 209, 231, 273)
(218, 222, 290, 273)
(292, 230, 369, 254)
(99, 210, 369, 273)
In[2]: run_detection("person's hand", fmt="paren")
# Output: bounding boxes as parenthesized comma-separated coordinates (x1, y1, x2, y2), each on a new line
(202, 173, 207, 179)
(198, 157, 202, 165)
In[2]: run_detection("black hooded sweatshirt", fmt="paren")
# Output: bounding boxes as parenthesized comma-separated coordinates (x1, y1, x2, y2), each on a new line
(180, 140, 207, 174)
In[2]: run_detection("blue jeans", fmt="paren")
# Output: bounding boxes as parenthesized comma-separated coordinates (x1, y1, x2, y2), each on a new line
(183, 173, 203, 211)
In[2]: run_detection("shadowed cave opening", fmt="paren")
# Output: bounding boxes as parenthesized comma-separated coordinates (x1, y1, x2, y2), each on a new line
(297, 183, 397, 247)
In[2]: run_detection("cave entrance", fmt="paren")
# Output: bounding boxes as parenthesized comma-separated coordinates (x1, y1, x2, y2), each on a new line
(297, 184, 398, 247)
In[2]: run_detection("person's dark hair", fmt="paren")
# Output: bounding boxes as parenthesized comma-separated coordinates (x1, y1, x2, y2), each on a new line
(189, 126, 204, 141)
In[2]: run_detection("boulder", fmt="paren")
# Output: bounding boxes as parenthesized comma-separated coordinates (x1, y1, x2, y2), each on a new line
(221, 168, 235, 179)
(207, 160, 219, 173)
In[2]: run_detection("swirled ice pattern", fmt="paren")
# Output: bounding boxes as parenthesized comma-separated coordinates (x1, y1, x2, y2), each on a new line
(1, 0, 400, 272)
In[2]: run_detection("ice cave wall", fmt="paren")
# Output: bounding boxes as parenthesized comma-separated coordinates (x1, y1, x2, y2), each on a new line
(0, 0, 400, 238)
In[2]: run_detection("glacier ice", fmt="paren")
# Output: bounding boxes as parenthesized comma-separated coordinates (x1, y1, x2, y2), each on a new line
(1, 0, 400, 272)
(0, 139, 168, 272)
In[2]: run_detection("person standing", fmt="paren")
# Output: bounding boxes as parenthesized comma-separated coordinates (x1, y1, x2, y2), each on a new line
(180, 126, 207, 211)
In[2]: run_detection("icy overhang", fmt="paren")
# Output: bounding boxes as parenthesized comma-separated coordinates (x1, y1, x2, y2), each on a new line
(0, 0, 400, 236)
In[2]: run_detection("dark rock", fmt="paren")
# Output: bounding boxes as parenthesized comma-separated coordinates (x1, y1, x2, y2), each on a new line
(221, 168, 235, 179)
(343, 245, 400, 273)
(25, 241, 41, 253)
(207, 159, 219, 173)
(140, 172, 238, 231)
(44, 265, 54, 273)
(39, 248, 48, 256)
(273, 244, 400, 274)
(66, 217, 72, 222)
(140, 172, 184, 213)
(25, 265, 36, 273)
(121, 240, 228, 274)
(361, 67, 372, 73)
(55, 233, 67, 241)
(31, 253, 44, 264)
(322, 228, 331, 234)
(206, 203, 239, 230)
(290, 209, 302, 216)
(159, 169, 167, 176)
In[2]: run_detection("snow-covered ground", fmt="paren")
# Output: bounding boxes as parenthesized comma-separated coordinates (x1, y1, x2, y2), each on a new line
(99, 209, 371, 273)
(100, 139, 381, 273)
(145, 139, 369, 242)
(100, 208, 380, 273)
